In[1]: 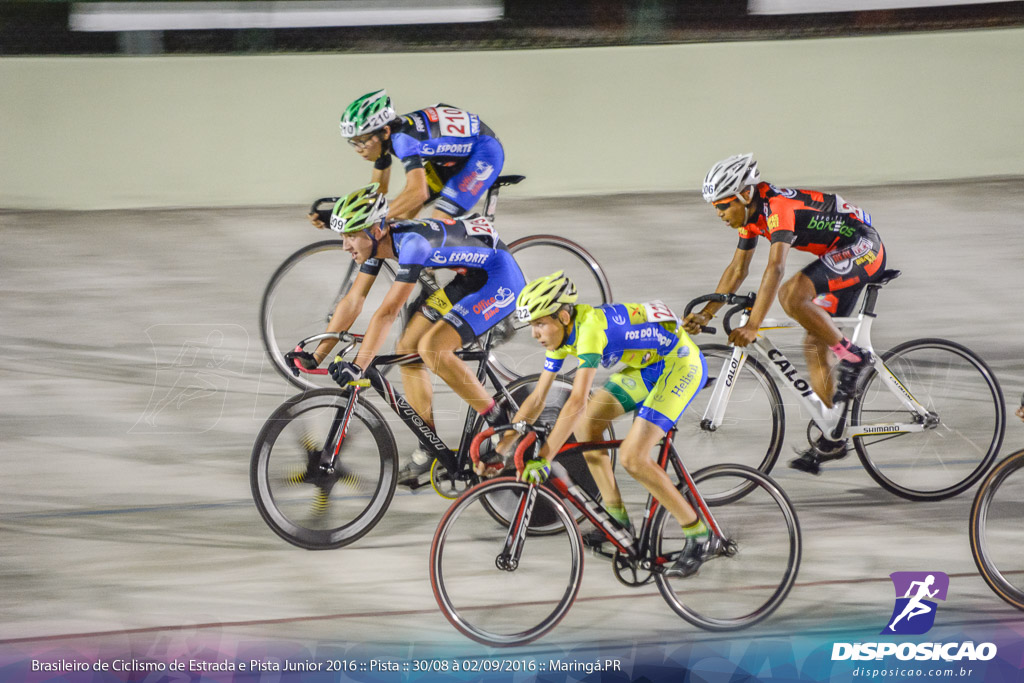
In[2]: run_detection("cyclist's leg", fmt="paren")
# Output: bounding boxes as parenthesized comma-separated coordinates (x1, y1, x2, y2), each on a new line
(418, 257, 523, 413)
(432, 137, 504, 218)
(624, 339, 708, 528)
(577, 387, 627, 509)
(396, 311, 438, 428)
(778, 273, 844, 405)
(419, 320, 493, 412)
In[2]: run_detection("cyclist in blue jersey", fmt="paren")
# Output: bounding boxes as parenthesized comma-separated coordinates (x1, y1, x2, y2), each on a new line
(287, 185, 525, 487)
(486, 272, 715, 578)
(310, 89, 504, 226)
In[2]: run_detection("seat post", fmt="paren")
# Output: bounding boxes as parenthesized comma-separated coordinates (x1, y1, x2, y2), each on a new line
(860, 285, 881, 317)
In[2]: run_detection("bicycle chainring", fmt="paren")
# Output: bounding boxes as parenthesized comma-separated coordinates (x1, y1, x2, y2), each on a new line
(429, 459, 472, 500)
(612, 551, 654, 587)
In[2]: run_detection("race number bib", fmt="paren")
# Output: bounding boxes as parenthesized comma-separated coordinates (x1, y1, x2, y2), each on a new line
(642, 300, 679, 324)
(437, 107, 472, 138)
(835, 194, 873, 226)
(464, 215, 499, 245)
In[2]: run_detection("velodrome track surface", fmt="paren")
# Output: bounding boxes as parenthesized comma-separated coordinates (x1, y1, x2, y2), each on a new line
(1, 179, 1022, 670)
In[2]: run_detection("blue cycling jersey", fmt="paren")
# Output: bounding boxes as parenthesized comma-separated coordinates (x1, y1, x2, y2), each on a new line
(389, 104, 504, 215)
(359, 214, 525, 343)
(360, 214, 507, 283)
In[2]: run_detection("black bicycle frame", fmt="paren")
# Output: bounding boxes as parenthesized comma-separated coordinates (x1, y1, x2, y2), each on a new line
(320, 346, 516, 477)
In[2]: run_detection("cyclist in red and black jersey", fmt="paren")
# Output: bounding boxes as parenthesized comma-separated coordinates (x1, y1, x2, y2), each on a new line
(683, 153, 890, 474)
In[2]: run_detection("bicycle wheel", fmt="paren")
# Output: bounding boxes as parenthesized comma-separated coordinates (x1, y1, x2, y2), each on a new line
(260, 240, 405, 392)
(676, 344, 785, 504)
(851, 338, 1005, 501)
(430, 477, 583, 647)
(475, 373, 614, 534)
(653, 464, 801, 631)
(488, 235, 613, 381)
(970, 448, 1024, 610)
(250, 388, 398, 549)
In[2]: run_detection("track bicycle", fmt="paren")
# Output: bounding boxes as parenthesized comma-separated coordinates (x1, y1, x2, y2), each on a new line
(260, 175, 613, 391)
(429, 423, 801, 647)
(250, 330, 612, 550)
(683, 269, 1005, 501)
(969, 394, 1024, 610)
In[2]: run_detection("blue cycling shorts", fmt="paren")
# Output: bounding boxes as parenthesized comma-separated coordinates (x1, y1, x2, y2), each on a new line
(414, 249, 525, 345)
(433, 136, 505, 216)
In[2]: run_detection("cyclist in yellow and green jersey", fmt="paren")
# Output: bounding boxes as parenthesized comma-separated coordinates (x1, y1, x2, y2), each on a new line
(491, 271, 713, 577)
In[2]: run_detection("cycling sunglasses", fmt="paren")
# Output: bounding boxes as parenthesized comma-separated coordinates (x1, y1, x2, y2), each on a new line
(713, 197, 737, 211)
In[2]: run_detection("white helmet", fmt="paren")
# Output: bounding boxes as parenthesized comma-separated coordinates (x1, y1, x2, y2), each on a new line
(702, 153, 760, 203)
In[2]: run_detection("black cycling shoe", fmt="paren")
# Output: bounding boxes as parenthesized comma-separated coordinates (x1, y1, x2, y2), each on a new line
(664, 535, 719, 578)
(835, 351, 874, 401)
(582, 528, 608, 549)
(789, 451, 822, 475)
(789, 436, 849, 475)
(582, 520, 633, 549)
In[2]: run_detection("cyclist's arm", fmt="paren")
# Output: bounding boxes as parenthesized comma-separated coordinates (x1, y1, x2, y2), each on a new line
(312, 270, 376, 363)
(538, 366, 597, 463)
(496, 370, 557, 453)
(512, 370, 557, 424)
(745, 240, 789, 329)
(387, 167, 431, 220)
(372, 164, 392, 195)
(684, 247, 755, 331)
(351, 279, 417, 369)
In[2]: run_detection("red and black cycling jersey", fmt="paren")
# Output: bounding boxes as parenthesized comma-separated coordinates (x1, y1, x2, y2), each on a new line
(737, 182, 875, 256)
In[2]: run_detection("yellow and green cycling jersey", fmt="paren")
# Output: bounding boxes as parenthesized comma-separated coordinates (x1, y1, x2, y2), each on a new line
(544, 302, 707, 433)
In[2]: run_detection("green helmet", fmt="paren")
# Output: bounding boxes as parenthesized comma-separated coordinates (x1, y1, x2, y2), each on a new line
(329, 184, 389, 234)
(515, 271, 578, 323)
(339, 89, 396, 138)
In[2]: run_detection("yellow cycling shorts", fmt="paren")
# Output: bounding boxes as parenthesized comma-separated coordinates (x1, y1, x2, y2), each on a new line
(603, 336, 706, 433)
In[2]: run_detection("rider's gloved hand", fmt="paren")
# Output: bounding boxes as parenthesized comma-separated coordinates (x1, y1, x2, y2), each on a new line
(328, 359, 363, 386)
(520, 458, 551, 485)
(284, 350, 319, 375)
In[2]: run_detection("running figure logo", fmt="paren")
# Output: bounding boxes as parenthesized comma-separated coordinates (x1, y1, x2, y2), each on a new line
(882, 571, 949, 635)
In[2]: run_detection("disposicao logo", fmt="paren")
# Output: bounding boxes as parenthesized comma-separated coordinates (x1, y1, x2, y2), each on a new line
(831, 571, 997, 663)
(883, 571, 948, 635)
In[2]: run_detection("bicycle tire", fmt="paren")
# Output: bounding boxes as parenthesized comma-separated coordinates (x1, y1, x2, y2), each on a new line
(851, 338, 1004, 501)
(259, 239, 402, 392)
(488, 235, 613, 382)
(250, 388, 398, 549)
(969, 447, 1024, 610)
(680, 344, 785, 504)
(430, 477, 583, 647)
(474, 373, 615, 534)
(653, 464, 801, 631)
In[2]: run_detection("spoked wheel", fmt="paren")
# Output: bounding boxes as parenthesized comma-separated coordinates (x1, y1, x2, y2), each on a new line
(679, 344, 785, 504)
(430, 478, 583, 647)
(260, 240, 408, 392)
(476, 373, 614, 534)
(851, 338, 1005, 501)
(250, 389, 398, 549)
(488, 235, 613, 381)
(653, 464, 801, 630)
(969, 448, 1024, 610)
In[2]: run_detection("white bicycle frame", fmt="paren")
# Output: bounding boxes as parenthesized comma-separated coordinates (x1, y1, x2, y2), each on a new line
(702, 309, 934, 442)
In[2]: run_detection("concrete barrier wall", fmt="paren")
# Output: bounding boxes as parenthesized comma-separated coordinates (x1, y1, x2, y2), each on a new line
(2, 28, 1022, 209)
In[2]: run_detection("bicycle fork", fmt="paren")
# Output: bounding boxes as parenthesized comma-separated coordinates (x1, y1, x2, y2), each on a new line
(316, 383, 369, 475)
